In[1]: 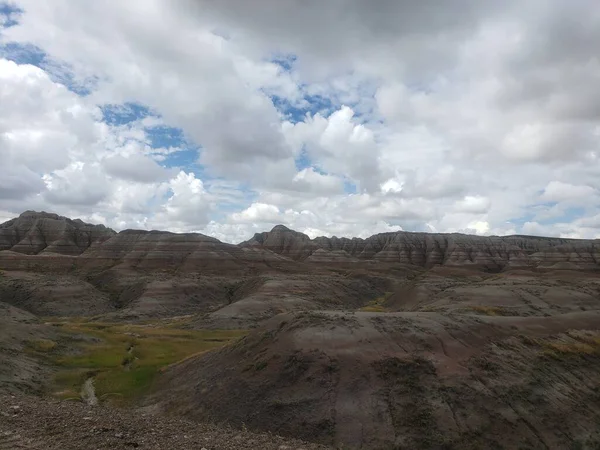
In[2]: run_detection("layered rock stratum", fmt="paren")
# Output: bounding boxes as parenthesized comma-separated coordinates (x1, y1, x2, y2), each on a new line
(1, 212, 599, 272)
(0, 211, 115, 255)
(245, 225, 600, 271)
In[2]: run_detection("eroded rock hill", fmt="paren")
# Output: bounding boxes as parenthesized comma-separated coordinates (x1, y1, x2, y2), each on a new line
(1, 212, 600, 272)
(0, 211, 115, 255)
(243, 226, 600, 271)
(0, 213, 299, 273)
(152, 310, 600, 449)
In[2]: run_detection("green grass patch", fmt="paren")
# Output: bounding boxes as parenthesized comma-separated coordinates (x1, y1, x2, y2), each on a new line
(48, 320, 246, 405)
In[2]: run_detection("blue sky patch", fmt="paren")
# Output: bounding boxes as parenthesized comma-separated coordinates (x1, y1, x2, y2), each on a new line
(160, 148, 201, 171)
(147, 125, 185, 149)
(343, 180, 357, 194)
(101, 102, 203, 176)
(0, 2, 21, 28)
(101, 103, 153, 126)
(0, 42, 44, 65)
(271, 53, 297, 72)
(294, 147, 312, 171)
(271, 93, 335, 124)
(0, 41, 94, 95)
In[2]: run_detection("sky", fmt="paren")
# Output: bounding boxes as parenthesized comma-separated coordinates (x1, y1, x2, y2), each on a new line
(1, 1, 600, 243)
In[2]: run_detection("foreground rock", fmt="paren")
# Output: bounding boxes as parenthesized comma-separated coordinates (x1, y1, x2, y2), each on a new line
(152, 310, 600, 449)
(0, 393, 329, 450)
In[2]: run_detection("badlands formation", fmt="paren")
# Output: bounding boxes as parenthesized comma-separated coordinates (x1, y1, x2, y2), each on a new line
(1, 211, 600, 449)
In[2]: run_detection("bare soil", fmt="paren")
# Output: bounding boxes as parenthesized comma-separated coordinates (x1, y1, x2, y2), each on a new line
(0, 392, 329, 450)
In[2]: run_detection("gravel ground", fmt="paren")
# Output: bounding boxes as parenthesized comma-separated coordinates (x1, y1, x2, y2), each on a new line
(0, 394, 331, 450)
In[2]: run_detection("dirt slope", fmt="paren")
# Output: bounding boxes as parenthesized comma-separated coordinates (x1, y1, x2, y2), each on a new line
(0, 301, 56, 394)
(152, 310, 600, 449)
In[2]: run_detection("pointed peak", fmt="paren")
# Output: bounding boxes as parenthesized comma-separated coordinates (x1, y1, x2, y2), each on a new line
(271, 224, 292, 232)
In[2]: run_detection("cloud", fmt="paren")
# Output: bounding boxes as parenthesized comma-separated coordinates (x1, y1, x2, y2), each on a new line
(454, 196, 491, 214)
(231, 203, 280, 224)
(1, 1, 600, 242)
(291, 168, 344, 194)
(284, 106, 379, 191)
(0, 165, 45, 200)
(103, 153, 176, 183)
(2, 1, 297, 183)
(43, 162, 110, 206)
(0, 58, 99, 174)
(153, 171, 210, 228)
(540, 181, 596, 204)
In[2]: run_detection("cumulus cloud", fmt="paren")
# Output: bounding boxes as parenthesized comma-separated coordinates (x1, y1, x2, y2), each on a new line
(103, 154, 176, 183)
(291, 168, 344, 194)
(540, 181, 596, 204)
(284, 106, 379, 191)
(1, 0, 600, 241)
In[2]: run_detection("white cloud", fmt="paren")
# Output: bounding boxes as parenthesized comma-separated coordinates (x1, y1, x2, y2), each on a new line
(291, 168, 344, 194)
(0, 59, 100, 173)
(103, 154, 176, 183)
(231, 203, 281, 224)
(284, 106, 380, 191)
(155, 171, 210, 228)
(454, 196, 491, 214)
(540, 181, 596, 204)
(1, 1, 600, 242)
(43, 162, 110, 206)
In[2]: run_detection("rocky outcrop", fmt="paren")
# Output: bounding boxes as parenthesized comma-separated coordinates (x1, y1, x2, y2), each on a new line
(243, 226, 600, 271)
(0, 211, 115, 256)
(243, 225, 318, 260)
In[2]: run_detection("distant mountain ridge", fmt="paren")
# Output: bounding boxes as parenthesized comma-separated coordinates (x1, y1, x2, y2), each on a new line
(0, 211, 599, 271)
(242, 224, 600, 271)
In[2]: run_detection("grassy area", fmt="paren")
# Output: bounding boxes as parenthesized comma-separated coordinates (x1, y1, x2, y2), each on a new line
(45, 320, 246, 405)
(360, 292, 392, 312)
